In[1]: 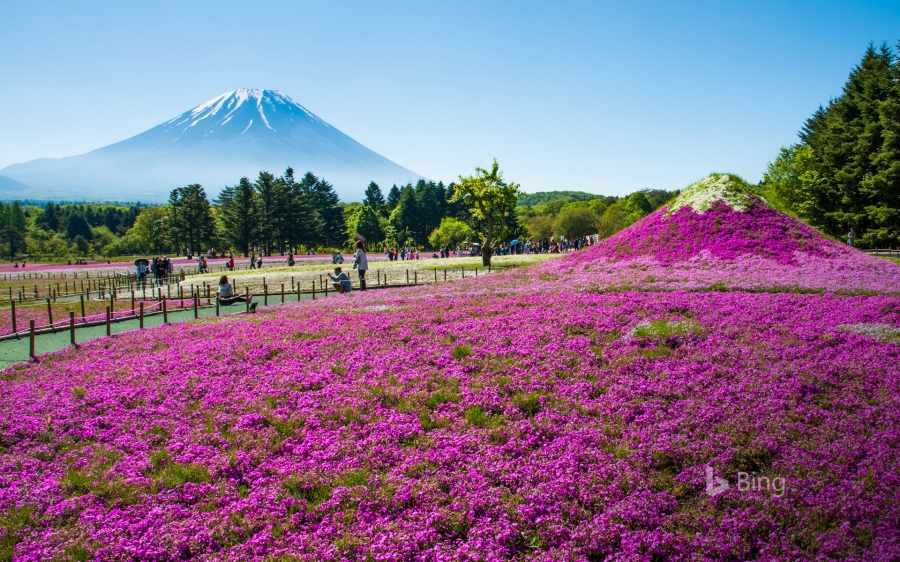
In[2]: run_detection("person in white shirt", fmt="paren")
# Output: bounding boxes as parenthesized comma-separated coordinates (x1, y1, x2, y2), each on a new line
(353, 240, 368, 291)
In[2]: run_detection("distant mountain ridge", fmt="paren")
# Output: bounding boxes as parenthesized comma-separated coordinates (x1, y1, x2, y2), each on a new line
(0, 89, 422, 203)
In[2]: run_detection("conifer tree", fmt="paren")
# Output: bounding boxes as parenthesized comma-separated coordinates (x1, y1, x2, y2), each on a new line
(766, 42, 900, 246)
(386, 185, 401, 213)
(254, 171, 283, 254)
(169, 184, 215, 255)
(303, 172, 344, 248)
(286, 168, 322, 252)
(216, 177, 258, 256)
(363, 181, 386, 216)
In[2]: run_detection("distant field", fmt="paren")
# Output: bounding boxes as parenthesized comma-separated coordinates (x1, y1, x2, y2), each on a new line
(180, 253, 562, 293)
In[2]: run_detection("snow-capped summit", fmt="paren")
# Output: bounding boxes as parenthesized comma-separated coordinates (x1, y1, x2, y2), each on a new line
(162, 89, 328, 140)
(0, 89, 421, 202)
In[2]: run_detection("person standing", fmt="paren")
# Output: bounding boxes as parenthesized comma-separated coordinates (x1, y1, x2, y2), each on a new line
(848, 228, 856, 247)
(250, 252, 257, 269)
(353, 240, 368, 291)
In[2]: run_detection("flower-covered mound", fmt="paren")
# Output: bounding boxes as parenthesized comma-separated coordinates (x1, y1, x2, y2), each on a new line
(2, 289, 900, 560)
(544, 189, 900, 295)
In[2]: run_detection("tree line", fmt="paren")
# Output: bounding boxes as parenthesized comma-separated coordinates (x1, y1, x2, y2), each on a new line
(12, 163, 678, 263)
(763, 42, 900, 247)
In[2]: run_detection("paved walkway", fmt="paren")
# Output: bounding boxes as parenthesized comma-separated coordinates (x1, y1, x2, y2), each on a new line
(0, 291, 324, 367)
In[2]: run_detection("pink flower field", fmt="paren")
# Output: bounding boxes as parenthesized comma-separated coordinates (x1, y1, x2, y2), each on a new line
(2, 197, 900, 561)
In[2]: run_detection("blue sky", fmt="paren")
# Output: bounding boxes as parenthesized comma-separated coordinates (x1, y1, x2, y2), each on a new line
(1, 0, 898, 197)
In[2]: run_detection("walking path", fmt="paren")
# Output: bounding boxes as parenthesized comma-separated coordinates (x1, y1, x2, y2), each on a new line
(0, 291, 323, 367)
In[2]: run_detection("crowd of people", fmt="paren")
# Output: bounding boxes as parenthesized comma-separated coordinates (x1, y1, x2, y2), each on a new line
(511, 235, 599, 255)
(384, 247, 423, 261)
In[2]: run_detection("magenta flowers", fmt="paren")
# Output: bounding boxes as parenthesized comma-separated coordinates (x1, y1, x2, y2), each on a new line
(1, 198, 900, 560)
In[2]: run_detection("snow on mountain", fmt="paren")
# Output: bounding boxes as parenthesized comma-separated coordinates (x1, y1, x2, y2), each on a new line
(0, 89, 422, 202)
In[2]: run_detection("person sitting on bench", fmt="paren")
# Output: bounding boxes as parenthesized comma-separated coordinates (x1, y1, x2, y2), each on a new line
(218, 275, 253, 305)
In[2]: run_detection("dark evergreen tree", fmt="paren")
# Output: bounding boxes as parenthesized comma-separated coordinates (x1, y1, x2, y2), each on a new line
(37, 202, 60, 232)
(414, 180, 445, 244)
(284, 168, 322, 252)
(65, 213, 93, 241)
(1, 226, 26, 260)
(391, 185, 422, 246)
(169, 184, 215, 255)
(386, 185, 401, 213)
(306, 173, 344, 248)
(254, 171, 284, 254)
(216, 177, 258, 256)
(363, 181, 386, 216)
(790, 42, 900, 245)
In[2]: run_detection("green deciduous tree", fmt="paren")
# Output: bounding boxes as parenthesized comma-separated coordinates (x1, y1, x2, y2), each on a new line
(450, 160, 520, 266)
(428, 217, 475, 249)
(555, 206, 599, 239)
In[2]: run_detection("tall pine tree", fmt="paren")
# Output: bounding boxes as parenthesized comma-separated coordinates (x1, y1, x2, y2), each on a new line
(363, 181, 386, 216)
(216, 177, 258, 256)
(302, 172, 344, 249)
(786, 43, 900, 245)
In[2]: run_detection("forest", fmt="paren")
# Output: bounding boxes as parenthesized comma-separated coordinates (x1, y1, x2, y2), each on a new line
(8, 168, 674, 260)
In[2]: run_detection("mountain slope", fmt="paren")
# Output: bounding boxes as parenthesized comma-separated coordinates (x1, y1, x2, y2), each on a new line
(0, 176, 41, 201)
(0, 89, 422, 202)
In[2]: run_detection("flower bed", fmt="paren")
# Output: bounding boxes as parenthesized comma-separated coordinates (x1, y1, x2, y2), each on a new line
(2, 289, 900, 560)
(2, 187, 900, 560)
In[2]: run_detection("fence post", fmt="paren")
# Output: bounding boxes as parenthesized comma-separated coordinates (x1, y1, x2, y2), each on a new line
(29, 320, 35, 359)
(140, 302, 144, 329)
(11, 300, 16, 334)
(105, 307, 111, 336)
(434, 269, 437, 283)
(264, 282, 268, 306)
(281, 284, 285, 304)
(46, 299, 54, 331)
(312, 282, 316, 300)
(69, 312, 76, 346)
(406, 269, 410, 285)
(246, 287, 250, 313)
(215, 296, 220, 316)
(194, 295, 199, 319)
(163, 299, 168, 323)
(131, 291, 135, 315)
(80, 295, 86, 320)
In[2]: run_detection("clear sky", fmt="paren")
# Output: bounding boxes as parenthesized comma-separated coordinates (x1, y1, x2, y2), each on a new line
(1, 0, 898, 197)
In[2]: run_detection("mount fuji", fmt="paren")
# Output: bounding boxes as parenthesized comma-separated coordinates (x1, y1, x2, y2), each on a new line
(0, 89, 422, 202)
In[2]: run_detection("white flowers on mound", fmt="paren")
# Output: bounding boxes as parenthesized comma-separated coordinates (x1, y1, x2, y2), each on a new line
(838, 323, 900, 343)
(666, 173, 765, 215)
